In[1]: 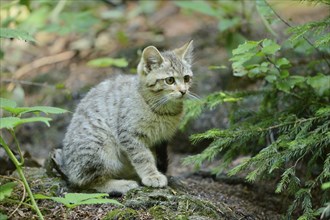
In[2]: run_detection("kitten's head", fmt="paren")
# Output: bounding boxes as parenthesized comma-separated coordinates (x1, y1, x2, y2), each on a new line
(137, 40, 194, 106)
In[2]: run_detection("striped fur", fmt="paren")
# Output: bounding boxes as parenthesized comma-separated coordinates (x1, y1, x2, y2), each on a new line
(61, 41, 194, 194)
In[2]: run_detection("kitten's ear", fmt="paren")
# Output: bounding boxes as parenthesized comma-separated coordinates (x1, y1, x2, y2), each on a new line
(142, 46, 164, 73)
(174, 40, 193, 64)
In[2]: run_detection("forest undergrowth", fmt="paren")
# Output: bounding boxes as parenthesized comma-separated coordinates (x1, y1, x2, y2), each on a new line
(181, 0, 330, 219)
(0, 0, 329, 219)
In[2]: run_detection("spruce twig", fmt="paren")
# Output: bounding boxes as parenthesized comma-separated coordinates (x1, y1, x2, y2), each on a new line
(264, 0, 330, 68)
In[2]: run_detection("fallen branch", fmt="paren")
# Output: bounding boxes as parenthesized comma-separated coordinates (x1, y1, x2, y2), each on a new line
(1, 79, 53, 88)
(15, 51, 75, 80)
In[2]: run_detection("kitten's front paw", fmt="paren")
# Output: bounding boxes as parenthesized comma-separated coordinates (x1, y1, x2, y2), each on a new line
(142, 173, 168, 188)
(93, 179, 139, 195)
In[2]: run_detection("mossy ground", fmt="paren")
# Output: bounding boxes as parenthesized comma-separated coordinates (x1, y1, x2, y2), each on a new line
(103, 186, 237, 220)
(1, 168, 239, 219)
(103, 207, 139, 220)
(1, 165, 284, 220)
(121, 187, 238, 220)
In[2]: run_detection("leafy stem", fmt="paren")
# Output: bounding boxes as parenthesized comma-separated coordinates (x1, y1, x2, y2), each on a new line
(0, 136, 44, 220)
(9, 129, 24, 165)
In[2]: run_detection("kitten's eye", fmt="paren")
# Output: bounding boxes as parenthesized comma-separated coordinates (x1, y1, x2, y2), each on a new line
(165, 77, 175, 85)
(183, 75, 191, 83)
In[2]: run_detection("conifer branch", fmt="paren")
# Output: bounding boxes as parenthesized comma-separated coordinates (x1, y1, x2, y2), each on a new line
(264, 0, 330, 68)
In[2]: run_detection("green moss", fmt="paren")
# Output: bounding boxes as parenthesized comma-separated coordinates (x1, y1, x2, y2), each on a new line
(103, 208, 138, 220)
(148, 205, 175, 220)
(148, 205, 190, 220)
(177, 196, 220, 219)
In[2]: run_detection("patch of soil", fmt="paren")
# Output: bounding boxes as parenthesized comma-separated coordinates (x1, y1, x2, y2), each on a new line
(169, 154, 285, 220)
(186, 176, 283, 220)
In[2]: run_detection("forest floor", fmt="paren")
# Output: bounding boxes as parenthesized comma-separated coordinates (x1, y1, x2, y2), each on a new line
(0, 154, 285, 219)
(1, 1, 328, 219)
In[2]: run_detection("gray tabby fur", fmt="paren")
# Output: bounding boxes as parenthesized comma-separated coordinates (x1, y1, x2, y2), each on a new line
(60, 41, 194, 194)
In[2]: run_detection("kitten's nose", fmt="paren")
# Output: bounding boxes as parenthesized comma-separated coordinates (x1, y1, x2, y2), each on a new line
(180, 90, 186, 96)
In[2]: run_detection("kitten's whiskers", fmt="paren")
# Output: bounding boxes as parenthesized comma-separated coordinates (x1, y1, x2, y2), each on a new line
(187, 92, 201, 101)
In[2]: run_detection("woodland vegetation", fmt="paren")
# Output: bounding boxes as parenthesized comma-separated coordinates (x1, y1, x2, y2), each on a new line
(0, 0, 329, 219)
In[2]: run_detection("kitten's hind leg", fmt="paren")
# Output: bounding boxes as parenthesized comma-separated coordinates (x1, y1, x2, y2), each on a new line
(155, 141, 168, 174)
(93, 179, 139, 195)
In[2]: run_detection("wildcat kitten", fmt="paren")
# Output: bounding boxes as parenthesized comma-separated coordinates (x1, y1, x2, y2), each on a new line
(59, 40, 194, 194)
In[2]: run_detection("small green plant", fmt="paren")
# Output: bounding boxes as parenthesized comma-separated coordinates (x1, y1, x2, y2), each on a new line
(34, 193, 122, 208)
(0, 28, 36, 43)
(0, 182, 17, 219)
(181, 0, 330, 219)
(0, 182, 17, 201)
(0, 27, 36, 59)
(0, 97, 68, 219)
(184, 41, 329, 219)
